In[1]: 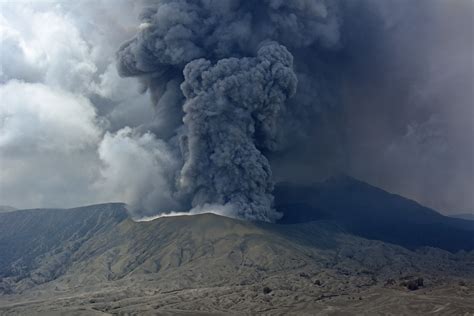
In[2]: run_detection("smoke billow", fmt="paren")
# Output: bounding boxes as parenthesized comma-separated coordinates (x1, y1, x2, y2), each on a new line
(116, 0, 340, 142)
(179, 43, 296, 221)
(116, 0, 338, 221)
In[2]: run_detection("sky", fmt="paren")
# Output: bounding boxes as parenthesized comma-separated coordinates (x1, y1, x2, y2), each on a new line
(0, 0, 472, 216)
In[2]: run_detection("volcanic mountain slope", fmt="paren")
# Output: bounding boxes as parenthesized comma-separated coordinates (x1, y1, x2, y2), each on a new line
(451, 213, 474, 221)
(275, 175, 474, 252)
(0, 203, 473, 315)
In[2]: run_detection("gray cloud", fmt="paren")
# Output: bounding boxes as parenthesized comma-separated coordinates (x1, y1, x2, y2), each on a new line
(339, 0, 474, 213)
(117, 0, 339, 77)
(115, 0, 339, 220)
(178, 42, 297, 221)
(267, 0, 473, 214)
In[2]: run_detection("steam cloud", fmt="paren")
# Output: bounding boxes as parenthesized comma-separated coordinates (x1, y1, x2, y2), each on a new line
(116, 0, 339, 221)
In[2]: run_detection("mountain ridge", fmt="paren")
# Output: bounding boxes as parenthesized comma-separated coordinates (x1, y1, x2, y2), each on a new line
(451, 213, 474, 221)
(275, 175, 474, 252)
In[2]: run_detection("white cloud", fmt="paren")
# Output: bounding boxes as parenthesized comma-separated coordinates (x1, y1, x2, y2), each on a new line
(0, 4, 97, 93)
(0, 2, 165, 211)
(0, 81, 102, 152)
(0, 81, 103, 208)
(95, 127, 181, 215)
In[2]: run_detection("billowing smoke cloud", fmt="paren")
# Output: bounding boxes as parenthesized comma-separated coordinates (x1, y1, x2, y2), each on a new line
(116, 0, 340, 144)
(117, 0, 339, 74)
(114, 0, 474, 218)
(179, 43, 297, 221)
(115, 0, 340, 221)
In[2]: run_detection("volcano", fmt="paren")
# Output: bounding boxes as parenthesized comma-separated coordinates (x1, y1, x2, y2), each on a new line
(0, 178, 473, 314)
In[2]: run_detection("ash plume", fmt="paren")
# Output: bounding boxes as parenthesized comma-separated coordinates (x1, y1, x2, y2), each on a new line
(180, 43, 296, 221)
(114, 0, 473, 219)
(116, 0, 340, 142)
(116, 0, 338, 221)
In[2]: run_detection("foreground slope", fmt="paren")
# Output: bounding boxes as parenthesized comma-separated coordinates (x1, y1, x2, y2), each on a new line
(0, 203, 473, 314)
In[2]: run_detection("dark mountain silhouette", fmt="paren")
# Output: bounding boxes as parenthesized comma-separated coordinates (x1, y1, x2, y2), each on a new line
(451, 213, 474, 221)
(275, 175, 474, 252)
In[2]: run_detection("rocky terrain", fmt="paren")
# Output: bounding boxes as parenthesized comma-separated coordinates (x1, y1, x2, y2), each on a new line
(0, 200, 473, 315)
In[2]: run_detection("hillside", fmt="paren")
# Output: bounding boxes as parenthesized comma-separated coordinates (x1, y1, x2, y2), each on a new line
(451, 213, 474, 221)
(0, 203, 473, 314)
(275, 175, 474, 252)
